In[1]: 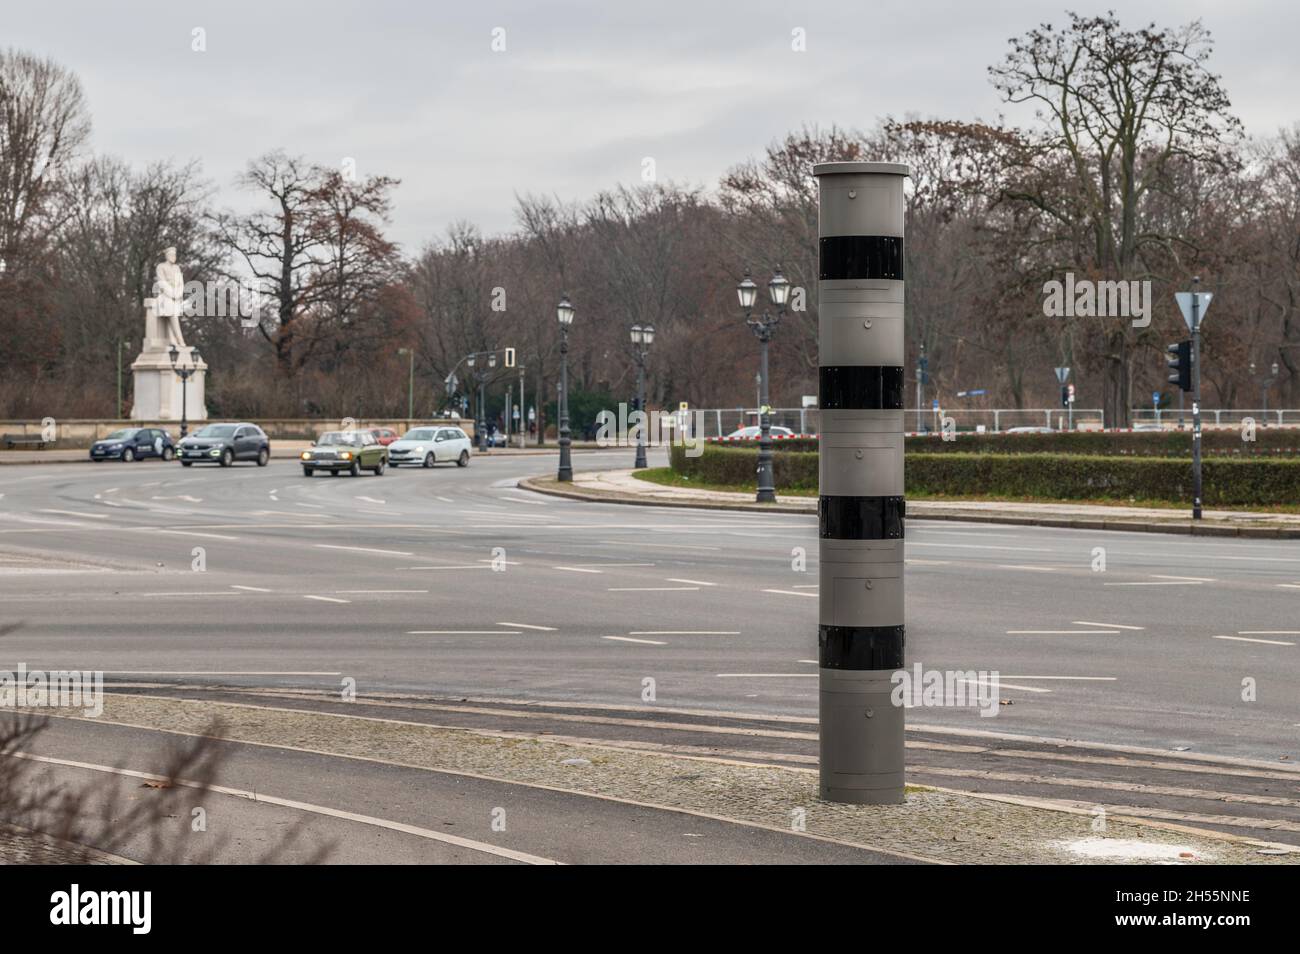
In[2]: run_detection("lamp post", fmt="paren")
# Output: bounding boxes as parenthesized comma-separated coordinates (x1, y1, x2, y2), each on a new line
(738, 266, 789, 503)
(168, 344, 202, 438)
(629, 323, 654, 469)
(557, 295, 575, 480)
(398, 347, 415, 420)
(117, 340, 131, 420)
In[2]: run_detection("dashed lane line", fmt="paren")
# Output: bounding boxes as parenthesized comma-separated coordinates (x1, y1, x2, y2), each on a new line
(1213, 635, 1295, 646)
(304, 595, 350, 604)
(602, 636, 666, 646)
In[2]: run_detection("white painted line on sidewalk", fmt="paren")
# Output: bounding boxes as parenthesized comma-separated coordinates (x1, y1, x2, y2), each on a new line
(1213, 635, 1295, 646)
(602, 635, 666, 645)
(13, 752, 559, 865)
(304, 595, 350, 604)
(230, 585, 272, 593)
(1072, 621, 1145, 631)
(665, 578, 718, 586)
(497, 622, 557, 631)
(1005, 629, 1121, 635)
(762, 588, 818, 598)
(315, 544, 413, 557)
(409, 630, 522, 635)
(608, 586, 699, 592)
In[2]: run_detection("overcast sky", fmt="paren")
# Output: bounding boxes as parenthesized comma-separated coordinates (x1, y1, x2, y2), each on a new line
(7, 1, 1297, 250)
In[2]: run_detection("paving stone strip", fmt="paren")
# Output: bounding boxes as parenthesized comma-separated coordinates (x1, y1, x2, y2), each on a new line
(39, 693, 1300, 865)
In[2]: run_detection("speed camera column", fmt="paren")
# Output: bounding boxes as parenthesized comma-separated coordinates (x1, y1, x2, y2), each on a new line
(813, 161, 909, 805)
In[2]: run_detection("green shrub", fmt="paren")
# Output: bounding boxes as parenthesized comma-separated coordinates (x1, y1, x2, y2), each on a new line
(671, 443, 817, 490)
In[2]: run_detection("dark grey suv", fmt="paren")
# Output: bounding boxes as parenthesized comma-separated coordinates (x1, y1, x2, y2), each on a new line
(176, 422, 271, 467)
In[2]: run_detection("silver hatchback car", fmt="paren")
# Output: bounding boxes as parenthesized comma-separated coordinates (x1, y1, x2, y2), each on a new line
(387, 426, 473, 468)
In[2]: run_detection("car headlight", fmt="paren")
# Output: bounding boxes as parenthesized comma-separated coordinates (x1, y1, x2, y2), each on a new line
(209, 448, 221, 456)
(301, 451, 312, 460)
(414, 446, 424, 454)
(339, 451, 352, 460)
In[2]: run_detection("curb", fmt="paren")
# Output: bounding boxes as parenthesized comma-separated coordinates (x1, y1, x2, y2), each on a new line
(518, 476, 1300, 538)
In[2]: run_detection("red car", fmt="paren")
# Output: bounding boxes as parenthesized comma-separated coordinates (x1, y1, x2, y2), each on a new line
(369, 427, 399, 446)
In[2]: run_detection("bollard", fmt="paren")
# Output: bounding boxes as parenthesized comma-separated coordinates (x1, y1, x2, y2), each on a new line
(813, 161, 909, 804)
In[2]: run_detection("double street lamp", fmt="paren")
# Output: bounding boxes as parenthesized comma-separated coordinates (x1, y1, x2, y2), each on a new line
(1251, 360, 1280, 417)
(737, 266, 790, 503)
(629, 324, 654, 469)
(168, 344, 202, 438)
(467, 351, 497, 451)
(557, 294, 575, 481)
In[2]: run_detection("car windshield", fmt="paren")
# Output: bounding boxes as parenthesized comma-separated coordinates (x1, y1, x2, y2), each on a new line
(193, 425, 237, 438)
(104, 429, 138, 440)
(318, 432, 362, 446)
(403, 429, 436, 441)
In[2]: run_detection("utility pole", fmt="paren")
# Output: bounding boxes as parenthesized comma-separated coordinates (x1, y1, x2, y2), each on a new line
(813, 160, 908, 805)
(1191, 277, 1203, 520)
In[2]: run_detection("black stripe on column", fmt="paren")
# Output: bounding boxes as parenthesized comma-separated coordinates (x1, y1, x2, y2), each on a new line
(820, 495, 905, 540)
(818, 235, 904, 281)
(819, 625, 905, 670)
(819, 365, 904, 409)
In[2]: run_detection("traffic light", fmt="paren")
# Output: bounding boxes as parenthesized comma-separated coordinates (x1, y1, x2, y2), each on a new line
(504, 347, 516, 368)
(1060, 385, 1069, 407)
(1166, 340, 1192, 392)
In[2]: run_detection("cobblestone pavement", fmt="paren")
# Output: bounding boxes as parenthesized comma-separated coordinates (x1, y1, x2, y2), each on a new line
(32, 693, 1299, 865)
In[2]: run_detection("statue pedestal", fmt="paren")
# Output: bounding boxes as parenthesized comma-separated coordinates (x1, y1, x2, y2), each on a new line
(129, 297, 207, 423)
(130, 347, 207, 423)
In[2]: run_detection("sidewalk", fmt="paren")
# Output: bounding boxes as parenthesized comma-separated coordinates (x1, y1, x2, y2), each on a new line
(521, 469, 1300, 538)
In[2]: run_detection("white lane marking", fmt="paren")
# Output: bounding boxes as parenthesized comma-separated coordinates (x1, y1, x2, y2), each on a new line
(39, 509, 109, 519)
(601, 540, 721, 551)
(11, 752, 559, 865)
(566, 563, 654, 568)
(435, 496, 455, 503)
(1213, 635, 1295, 646)
(156, 529, 240, 541)
(716, 673, 817, 678)
(131, 592, 239, 597)
(296, 502, 325, 509)
(1151, 574, 1217, 582)
(1000, 676, 1117, 681)
(97, 670, 340, 675)
(630, 631, 738, 635)
(602, 636, 666, 646)
(1239, 630, 1300, 634)
(151, 495, 202, 503)
(762, 588, 818, 598)
(1277, 584, 1300, 589)
(408, 630, 522, 635)
(304, 595, 350, 604)
(496, 622, 557, 631)
(102, 501, 124, 508)
(1072, 621, 1145, 630)
(956, 677, 1051, 693)
(405, 565, 490, 571)
(104, 488, 120, 494)
(231, 585, 272, 593)
(354, 495, 386, 505)
(1103, 581, 1202, 586)
(552, 565, 603, 573)
(1005, 630, 1120, 635)
(905, 559, 952, 566)
(665, 578, 718, 586)
(908, 542, 1053, 552)
(497, 495, 547, 506)
(996, 564, 1056, 572)
(793, 584, 819, 589)
(798, 659, 818, 664)
(337, 589, 429, 594)
(608, 586, 699, 592)
(315, 544, 413, 557)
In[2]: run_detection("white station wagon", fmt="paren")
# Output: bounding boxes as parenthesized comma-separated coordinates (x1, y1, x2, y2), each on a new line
(387, 426, 473, 468)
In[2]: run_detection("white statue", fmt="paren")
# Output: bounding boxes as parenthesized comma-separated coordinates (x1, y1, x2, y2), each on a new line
(153, 246, 187, 348)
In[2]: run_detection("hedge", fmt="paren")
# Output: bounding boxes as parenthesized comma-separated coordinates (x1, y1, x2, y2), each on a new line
(711, 429, 1300, 457)
(672, 445, 1300, 506)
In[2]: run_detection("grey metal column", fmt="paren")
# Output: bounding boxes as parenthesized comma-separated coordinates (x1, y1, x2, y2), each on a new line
(813, 161, 908, 805)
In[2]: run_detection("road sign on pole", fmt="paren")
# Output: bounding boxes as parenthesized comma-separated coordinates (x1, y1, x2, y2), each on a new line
(1176, 292, 1212, 331)
(1053, 366, 1070, 384)
(1185, 280, 1206, 519)
(813, 160, 908, 805)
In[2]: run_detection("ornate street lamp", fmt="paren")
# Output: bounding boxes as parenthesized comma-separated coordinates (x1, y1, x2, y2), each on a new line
(168, 344, 202, 438)
(557, 295, 575, 481)
(737, 266, 787, 502)
(630, 323, 653, 469)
